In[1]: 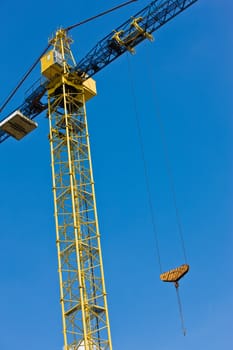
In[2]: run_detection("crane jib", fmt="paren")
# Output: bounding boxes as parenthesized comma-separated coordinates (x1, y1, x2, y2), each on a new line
(0, 0, 198, 144)
(74, 0, 198, 77)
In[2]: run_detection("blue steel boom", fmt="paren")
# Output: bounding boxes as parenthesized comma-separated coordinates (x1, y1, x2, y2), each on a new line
(0, 0, 197, 143)
(74, 0, 197, 77)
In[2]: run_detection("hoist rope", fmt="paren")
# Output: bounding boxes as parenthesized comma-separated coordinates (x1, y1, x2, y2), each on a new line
(0, 44, 51, 114)
(145, 48, 188, 264)
(126, 53, 163, 274)
(126, 47, 189, 335)
(145, 46, 188, 335)
(175, 282, 187, 336)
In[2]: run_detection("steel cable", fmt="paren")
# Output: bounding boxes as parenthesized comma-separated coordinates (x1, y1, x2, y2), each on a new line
(175, 282, 187, 336)
(0, 44, 51, 114)
(145, 47, 188, 265)
(126, 53, 163, 274)
(65, 0, 138, 31)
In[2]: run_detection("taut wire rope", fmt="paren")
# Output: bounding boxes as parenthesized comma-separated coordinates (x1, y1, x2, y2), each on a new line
(126, 46, 189, 335)
(0, 44, 51, 114)
(126, 53, 163, 274)
(175, 282, 186, 336)
(65, 0, 138, 31)
(145, 48, 188, 265)
(144, 45, 189, 335)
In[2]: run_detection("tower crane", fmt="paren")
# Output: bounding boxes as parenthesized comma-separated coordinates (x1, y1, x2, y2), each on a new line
(0, 1, 198, 349)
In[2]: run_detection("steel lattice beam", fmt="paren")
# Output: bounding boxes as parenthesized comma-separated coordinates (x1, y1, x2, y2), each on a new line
(0, 0, 198, 144)
(74, 0, 198, 77)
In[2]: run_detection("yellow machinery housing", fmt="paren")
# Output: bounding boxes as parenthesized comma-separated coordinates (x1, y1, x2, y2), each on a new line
(41, 50, 63, 79)
(41, 49, 97, 102)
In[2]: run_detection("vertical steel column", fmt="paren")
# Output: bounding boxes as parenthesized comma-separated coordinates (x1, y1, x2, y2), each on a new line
(47, 31, 112, 350)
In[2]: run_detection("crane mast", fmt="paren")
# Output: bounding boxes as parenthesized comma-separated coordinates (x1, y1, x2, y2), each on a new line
(44, 29, 112, 350)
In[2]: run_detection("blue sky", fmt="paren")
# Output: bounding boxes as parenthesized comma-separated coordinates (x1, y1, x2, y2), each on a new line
(0, 1, 232, 349)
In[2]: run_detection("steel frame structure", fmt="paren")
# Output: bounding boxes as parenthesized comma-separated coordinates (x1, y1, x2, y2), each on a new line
(74, 0, 198, 77)
(0, 0, 198, 145)
(48, 30, 112, 350)
(0, 1, 199, 349)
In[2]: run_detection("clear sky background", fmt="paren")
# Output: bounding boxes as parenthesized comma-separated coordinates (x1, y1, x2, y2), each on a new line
(0, 1, 232, 349)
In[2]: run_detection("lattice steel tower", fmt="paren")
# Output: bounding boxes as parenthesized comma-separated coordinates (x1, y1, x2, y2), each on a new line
(42, 29, 112, 350)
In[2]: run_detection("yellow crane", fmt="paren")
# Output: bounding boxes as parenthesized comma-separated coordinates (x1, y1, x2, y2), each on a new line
(0, 1, 198, 349)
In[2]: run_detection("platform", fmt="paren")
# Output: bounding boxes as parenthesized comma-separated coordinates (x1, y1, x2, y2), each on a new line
(0, 110, 38, 140)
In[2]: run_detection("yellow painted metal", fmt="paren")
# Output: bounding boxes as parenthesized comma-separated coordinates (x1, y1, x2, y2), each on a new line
(82, 78, 97, 102)
(160, 264, 189, 283)
(41, 50, 63, 79)
(46, 29, 112, 350)
(130, 17, 154, 42)
(112, 16, 153, 54)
